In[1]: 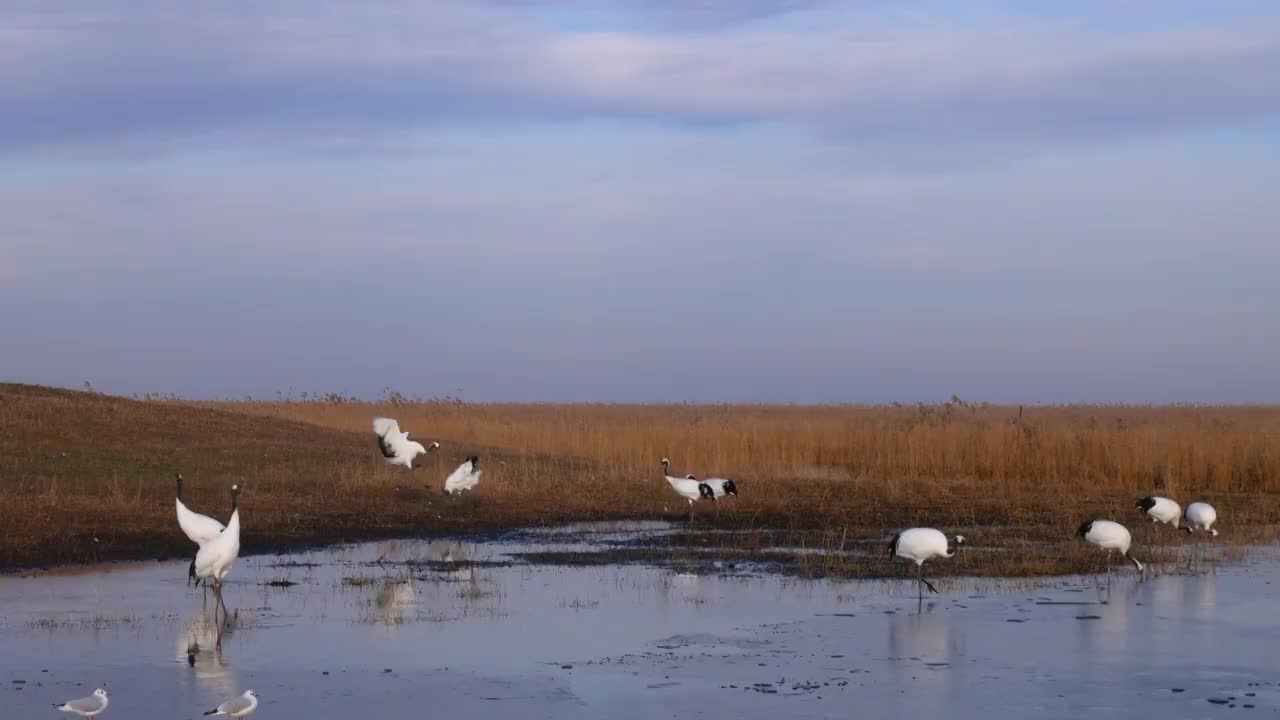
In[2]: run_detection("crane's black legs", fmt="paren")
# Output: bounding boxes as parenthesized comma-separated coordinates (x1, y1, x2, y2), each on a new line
(917, 564, 939, 598)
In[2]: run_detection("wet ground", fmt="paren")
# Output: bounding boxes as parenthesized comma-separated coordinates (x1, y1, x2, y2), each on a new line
(3, 521, 1278, 719)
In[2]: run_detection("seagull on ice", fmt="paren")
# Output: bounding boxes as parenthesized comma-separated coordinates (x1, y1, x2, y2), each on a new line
(373, 417, 439, 469)
(444, 456, 482, 495)
(54, 689, 109, 718)
(204, 690, 259, 718)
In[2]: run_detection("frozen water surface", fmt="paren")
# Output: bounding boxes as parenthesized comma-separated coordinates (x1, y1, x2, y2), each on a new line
(2, 524, 1278, 719)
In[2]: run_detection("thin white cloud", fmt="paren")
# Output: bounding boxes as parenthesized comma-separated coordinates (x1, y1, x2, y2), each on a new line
(1, 2, 1278, 155)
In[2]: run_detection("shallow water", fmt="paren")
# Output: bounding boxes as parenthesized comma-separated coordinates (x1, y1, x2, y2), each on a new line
(3, 525, 1278, 719)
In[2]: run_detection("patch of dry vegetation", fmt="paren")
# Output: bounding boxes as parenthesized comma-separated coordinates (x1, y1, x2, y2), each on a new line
(2, 383, 1278, 575)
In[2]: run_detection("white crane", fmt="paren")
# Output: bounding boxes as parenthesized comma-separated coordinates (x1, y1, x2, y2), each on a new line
(176, 474, 225, 588)
(662, 459, 715, 515)
(204, 690, 259, 718)
(1184, 502, 1219, 536)
(444, 456, 482, 495)
(53, 689, 109, 719)
(194, 485, 242, 614)
(1076, 519, 1143, 582)
(1135, 496, 1181, 528)
(373, 417, 439, 469)
(888, 528, 965, 600)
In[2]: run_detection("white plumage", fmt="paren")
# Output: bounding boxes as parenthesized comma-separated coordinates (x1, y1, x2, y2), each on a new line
(888, 527, 965, 599)
(675, 462, 739, 499)
(1076, 519, 1143, 573)
(373, 417, 439, 469)
(54, 689, 109, 718)
(176, 474, 225, 546)
(176, 474, 225, 590)
(444, 456, 482, 495)
(194, 485, 242, 595)
(1184, 502, 1219, 536)
(1135, 495, 1181, 528)
(662, 458, 715, 506)
(204, 690, 258, 718)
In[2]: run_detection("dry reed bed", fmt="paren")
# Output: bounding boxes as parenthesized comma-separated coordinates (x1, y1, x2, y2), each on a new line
(2, 383, 1277, 574)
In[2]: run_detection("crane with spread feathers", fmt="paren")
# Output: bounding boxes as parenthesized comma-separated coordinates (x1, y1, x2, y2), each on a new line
(373, 417, 439, 469)
(444, 456, 482, 495)
(175, 473, 224, 588)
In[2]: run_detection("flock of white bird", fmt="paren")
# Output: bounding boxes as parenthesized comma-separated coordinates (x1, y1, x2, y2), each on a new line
(50, 415, 1225, 718)
(888, 494, 1222, 600)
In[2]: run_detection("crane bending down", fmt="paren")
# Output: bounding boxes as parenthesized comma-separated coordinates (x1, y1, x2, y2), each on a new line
(1076, 519, 1143, 585)
(888, 528, 965, 600)
(1135, 496, 1182, 529)
(1184, 502, 1219, 536)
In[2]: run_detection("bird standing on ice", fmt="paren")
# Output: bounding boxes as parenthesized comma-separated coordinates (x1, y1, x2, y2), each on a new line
(204, 690, 259, 718)
(1184, 502, 1219, 536)
(373, 417, 439, 469)
(175, 473, 225, 587)
(1135, 496, 1182, 529)
(1076, 519, 1143, 579)
(54, 689, 109, 718)
(444, 456, 482, 495)
(662, 459, 716, 513)
(194, 485, 242, 612)
(888, 528, 965, 600)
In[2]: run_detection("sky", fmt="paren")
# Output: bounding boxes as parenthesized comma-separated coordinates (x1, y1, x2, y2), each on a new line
(2, 0, 1278, 403)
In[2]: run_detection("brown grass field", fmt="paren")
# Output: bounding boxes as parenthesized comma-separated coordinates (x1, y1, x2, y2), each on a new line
(2, 383, 1278, 577)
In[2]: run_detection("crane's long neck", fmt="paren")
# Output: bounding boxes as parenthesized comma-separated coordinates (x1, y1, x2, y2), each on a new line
(661, 461, 679, 483)
(175, 475, 184, 501)
(225, 508, 241, 538)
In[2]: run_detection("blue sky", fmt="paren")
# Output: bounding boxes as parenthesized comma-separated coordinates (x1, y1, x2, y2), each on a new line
(2, 1, 1278, 402)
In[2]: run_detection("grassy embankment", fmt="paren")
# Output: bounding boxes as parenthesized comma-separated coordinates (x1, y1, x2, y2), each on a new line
(2, 383, 1277, 577)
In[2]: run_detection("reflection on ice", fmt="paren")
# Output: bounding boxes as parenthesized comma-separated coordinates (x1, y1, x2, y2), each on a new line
(0, 531, 1276, 720)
